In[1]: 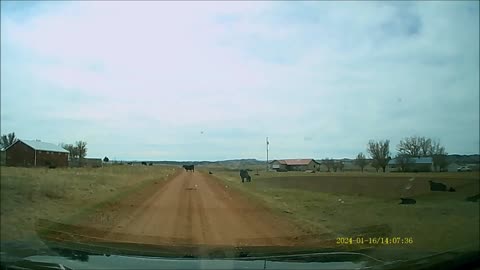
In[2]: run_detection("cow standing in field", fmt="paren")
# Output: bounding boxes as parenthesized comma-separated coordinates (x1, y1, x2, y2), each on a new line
(183, 165, 194, 172)
(240, 169, 251, 183)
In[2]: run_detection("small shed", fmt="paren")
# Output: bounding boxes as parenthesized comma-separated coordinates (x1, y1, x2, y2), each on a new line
(5, 139, 69, 167)
(447, 163, 460, 172)
(387, 157, 434, 172)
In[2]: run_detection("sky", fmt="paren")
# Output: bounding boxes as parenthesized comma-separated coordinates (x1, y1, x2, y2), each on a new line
(1, 1, 479, 161)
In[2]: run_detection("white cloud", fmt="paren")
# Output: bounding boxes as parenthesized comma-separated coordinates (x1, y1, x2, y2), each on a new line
(1, 1, 478, 159)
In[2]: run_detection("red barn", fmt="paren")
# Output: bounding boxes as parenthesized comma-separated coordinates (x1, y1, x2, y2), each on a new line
(5, 139, 69, 167)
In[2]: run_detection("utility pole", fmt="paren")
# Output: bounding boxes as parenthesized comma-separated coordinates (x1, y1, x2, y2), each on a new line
(266, 137, 269, 171)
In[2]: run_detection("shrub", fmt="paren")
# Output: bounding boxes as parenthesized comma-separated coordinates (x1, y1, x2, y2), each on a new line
(41, 178, 66, 199)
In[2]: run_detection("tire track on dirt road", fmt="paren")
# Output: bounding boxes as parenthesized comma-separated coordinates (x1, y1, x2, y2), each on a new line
(98, 170, 303, 246)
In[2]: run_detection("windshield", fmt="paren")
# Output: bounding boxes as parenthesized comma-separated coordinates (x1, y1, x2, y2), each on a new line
(1, 1, 479, 270)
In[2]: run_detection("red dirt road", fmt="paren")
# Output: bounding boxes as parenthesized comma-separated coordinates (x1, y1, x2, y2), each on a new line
(98, 171, 302, 246)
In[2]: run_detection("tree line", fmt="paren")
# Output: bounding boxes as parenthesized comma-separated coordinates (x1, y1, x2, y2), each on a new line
(59, 141, 88, 163)
(351, 136, 448, 173)
(0, 132, 17, 149)
(321, 158, 344, 172)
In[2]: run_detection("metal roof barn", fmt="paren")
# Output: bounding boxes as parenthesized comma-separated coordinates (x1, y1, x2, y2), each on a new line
(5, 139, 69, 167)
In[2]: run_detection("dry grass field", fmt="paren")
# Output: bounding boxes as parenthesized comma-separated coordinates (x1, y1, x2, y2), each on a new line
(205, 168, 480, 253)
(0, 165, 178, 248)
(1, 164, 478, 261)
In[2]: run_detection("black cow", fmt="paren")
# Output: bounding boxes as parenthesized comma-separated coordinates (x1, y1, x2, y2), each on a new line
(141, 162, 147, 166)
(399, 198, 416, 205)
(240, 169, 251, 183)
(429, 180, 447, 191)
(183, 165, 194, 172)
(209, 171, 213, 175)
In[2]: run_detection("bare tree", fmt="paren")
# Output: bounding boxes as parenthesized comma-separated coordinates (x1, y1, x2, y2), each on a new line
(397, 136, 449, 172)
(75, 141, 88, 165)
(332, 160, 338, 172)
(419, 137, 432, 156)
(397, 136, 422, 157)
(367, 140, 391, 172)
(395, 153, 411, 172)
(61, 143, 77, 161)
(398, 136, 434, 157)
(371, 159, 381, 173)
(60, 141, 87, 165)
(354, 152, 368, 172)
(430, 140, 448, 171)
(337, 161, 344, 172)
(322, 158, 334, 172)
(1, 132, 17, 149)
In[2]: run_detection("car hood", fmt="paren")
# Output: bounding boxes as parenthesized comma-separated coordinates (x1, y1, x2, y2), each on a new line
(3, 240, 480, 270)
(1, 239, 383, 270)
(5, 254, 373, 270)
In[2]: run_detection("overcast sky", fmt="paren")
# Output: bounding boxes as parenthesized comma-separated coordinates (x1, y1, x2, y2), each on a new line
(1, 1, 479, 161)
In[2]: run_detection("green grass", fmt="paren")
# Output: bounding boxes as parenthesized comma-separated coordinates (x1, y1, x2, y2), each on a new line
(204, 168, 480, 253)
(0, 165, 178, 245)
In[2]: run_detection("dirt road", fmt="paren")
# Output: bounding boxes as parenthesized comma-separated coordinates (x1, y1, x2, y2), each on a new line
(95, 171, 302, 246)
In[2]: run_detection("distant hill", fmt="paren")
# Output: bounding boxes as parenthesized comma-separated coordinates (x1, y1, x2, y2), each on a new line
(112, 155, 479, 167)
(117, 159, 265, 168)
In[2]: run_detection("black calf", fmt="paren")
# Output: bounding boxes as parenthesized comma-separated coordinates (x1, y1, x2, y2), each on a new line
(399, 198, 416, 205)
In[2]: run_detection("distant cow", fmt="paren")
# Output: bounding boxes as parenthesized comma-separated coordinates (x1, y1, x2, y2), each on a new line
(209, 171, 213, 174)
(429, 180, 447, 191)
(183, 165, 194, 172)
(466, 194, 480, 202)
(399, 198, 416, 205)
(240, 169, 251, 183)
(141, 162, 147, 166)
